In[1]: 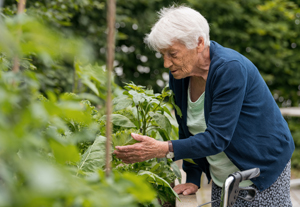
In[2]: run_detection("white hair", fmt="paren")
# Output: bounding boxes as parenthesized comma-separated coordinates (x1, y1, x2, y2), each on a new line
(145, 5, 210, 51)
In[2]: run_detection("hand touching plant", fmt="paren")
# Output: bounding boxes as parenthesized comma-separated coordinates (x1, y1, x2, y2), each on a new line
(113, 133, 169, 163)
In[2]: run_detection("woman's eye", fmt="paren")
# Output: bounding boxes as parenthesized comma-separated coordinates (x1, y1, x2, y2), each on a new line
(170, 53, 177, 58)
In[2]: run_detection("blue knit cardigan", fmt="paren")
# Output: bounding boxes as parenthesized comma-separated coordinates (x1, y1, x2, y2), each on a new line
(169, 41, 295, 191)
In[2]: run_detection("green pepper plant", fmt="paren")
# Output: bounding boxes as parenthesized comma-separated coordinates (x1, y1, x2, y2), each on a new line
(99, 82, 183, 205)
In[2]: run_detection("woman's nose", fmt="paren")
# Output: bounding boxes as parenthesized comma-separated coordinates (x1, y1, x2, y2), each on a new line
(163, 56, 173, 68)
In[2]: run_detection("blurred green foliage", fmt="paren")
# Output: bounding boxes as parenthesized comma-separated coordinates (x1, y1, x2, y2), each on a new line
(0, 11, 179, 206)
(0, 68, 158, 206)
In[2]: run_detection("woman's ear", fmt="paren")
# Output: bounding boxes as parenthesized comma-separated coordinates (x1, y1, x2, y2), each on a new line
(196, 37, 205, 53)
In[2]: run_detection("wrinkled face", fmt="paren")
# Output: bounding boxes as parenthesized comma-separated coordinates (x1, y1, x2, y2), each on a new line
(160, 41, 198, 79)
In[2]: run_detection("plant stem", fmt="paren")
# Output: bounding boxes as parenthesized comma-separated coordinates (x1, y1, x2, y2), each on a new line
(136, 105, 141, 131)
(152, 98, 164, 113)
(142, 117, 147, 135)
(140, 108, 148, 134)
(145, 116, 153, 129)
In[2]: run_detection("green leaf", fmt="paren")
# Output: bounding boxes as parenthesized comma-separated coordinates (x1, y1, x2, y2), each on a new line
(170, 94, 182, 118)
(128, 90, 146, 106)
(149, 163, 161, 173)
(111, 114, 136, 128)
(77, 136, 107, 175)
(101, 114, 136, 128)
(183, 159, 198, 165)
(160, 84, 172, 99)
(156, 128, 169, 142)
(81, 78, 99, 96)
(113, 95, 133, 111)
(49, 140, 80, 164)
(122, 172, 157, 203)
(112, 129, 139, 147)
(124, 82, 145, 92)
(138, 170, 180, 201)
(150, 112, 172, 134)
(77, 93, 102, 104)
(162, 105, 173, 117)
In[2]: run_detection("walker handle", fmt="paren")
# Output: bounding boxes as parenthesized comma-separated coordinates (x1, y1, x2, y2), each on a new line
(221, 168, 260, 207)
(238, 168, 260, 181)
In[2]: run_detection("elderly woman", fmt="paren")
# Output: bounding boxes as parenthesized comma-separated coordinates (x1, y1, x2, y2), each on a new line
(114, 6, 295, 206)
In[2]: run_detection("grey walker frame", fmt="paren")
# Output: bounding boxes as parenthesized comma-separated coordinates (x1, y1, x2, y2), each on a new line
(198, 168, 260, 207)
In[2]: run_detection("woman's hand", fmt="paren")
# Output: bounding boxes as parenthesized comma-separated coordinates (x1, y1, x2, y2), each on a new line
(113, 133, 169, 164)
(173, 183, 198, 195)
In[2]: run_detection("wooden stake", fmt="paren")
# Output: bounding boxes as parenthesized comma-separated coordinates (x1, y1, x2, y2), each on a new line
(17, 0, 26, 14)
(105, 0, 116, 177)
(12, 0, 26, 73)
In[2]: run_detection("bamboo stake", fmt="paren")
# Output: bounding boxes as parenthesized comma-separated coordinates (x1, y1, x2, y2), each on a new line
(105, 0, 116, 177)
(12, 0, 26, 73)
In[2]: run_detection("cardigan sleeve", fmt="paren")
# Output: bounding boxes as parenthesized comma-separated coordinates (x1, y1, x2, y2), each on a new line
(172, 61, 248, 160)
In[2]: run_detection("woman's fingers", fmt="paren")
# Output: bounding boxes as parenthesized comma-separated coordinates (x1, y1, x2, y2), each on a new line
(173, 183, 198, 195)
(115, 143, 139, 152)
(173, 184, 186, 194)
(131, 133, 147, 141)
(182, 187, 196, 195)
